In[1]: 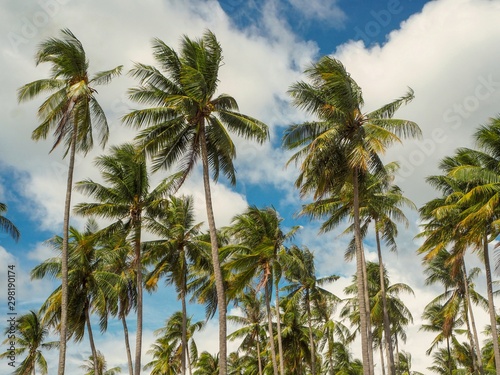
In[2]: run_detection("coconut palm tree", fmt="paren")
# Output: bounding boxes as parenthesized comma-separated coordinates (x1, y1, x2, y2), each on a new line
(143, 194, 203, 375)
(194, 352, 219, 375)
(123, 30, 269, 375)
(80, 350, 122, 375)
(18, 28, 122, 374)
(0, 310, 58, 375)
(31, 219, 119, 375)
(74, 143, 177, 374)
(0, 202, 20, 242)
(144, 337, 180, 375)
(283, 56, 420, 375)
(281, 245, 339, 375)
(225, 206, 299, 374)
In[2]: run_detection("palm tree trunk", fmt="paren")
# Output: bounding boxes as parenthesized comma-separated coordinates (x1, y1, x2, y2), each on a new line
(483, 232, 500, 375)
(274, 274, 285, 375)
(461, 260, 484, 374)
(306, 290, 316, 375)
(360, 245, 375, 375)
(256, 333, 263, 375)
(134, 224, 143, 375)
(352, 170, 373, 375)
(265, 282, 279, 375)
(380, 342, 386, 375)
(199, 127, 227, 375)
(58, 124, 78, 375)
(121, 312, 134, 375)
(375, 227, 396, 375)
(181, 272, 188, 375)
(85, 304, 100, 375)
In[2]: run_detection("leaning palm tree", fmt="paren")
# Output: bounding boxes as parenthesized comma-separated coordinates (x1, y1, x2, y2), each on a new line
(31, 219, 119, 375)
(283, 56, 420, 375)
(0, 202, 20, 241)
(123, 30, 269, 375)
(18, 28, 122, 375)
(0, 310, 58, 375)
(74, 143, 177, 375)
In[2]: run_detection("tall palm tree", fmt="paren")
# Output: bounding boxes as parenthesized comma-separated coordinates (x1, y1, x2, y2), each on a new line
(31, 219, 119, 375)
(281, 245, 339, 375)
(18, 28, 122, 374)
(283, 56, 420, 375)
(74, 143, 177, 375)
(0, 310, 58, 375)
(0, 202, 20, 241)
(225, 206, 299, 375)
(143, 194, 203, 375)
(80, 350, 122, 375)
(123, 30, 269, 375)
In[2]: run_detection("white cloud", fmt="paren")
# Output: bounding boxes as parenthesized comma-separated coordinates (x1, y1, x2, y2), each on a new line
(288, 0, 346, 25)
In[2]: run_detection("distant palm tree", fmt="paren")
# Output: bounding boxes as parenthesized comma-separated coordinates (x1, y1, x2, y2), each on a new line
(31, 219, 119, 375)
(74, 143, 177, 374)
(283, 56, 420, 375)
(123, 30, 269, 375)
(0, 310, 58, 375)
(194, 352, 219, 375)
(80, 350, 122, 375)
(0, 202, 20, 241)
(18, 28, 122, 374)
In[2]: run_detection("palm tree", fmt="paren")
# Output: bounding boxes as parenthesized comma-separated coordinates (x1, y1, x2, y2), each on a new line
(0, 310, 58, 375)
(31, 219, 119, 375)
(194, 352, 219, 375)
(281, 245, 339, 375)
(143, 194, 203, 375)
(123, 30, 269, 375)
(283, 56, 420, 375)
(0, 202, 20, 241)
(18, 28, 122, 374)
(144, 337, 180, 375)
(80, 350, 122, 375)
(225, 206, 299, 374)
(74, 143, 177, 375)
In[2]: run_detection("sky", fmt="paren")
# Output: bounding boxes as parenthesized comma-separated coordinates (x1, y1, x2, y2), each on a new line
(1, 0, 500, 373)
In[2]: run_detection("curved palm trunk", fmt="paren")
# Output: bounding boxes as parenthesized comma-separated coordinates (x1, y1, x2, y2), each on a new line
(199, 128, 227, 375)
(134, 225, 143, 375)
(483, 232, 500, 375)
(352, 171, 373, 375)
(265, 281, 279, 375)
(461, 260, 484, 374)
(58, 124, 78, 375)
(85, 304, 100, 375)
(120, 312, 134, 375)
(375, 227, 396, 375)
(274, 272, 285, 375)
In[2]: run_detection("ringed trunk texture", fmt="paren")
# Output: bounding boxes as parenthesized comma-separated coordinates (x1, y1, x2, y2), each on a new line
(483, 233, 500, 375)
(199, 128, 227, 375)
(85, 305, 100, 375)
(352, 171, 373, 375)
(121, 313, 134, 375)
(58, 125, 78, 375)
(375, 228, 396, 375)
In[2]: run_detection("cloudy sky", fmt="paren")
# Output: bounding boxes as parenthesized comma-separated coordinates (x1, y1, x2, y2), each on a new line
(1, 0, 500, 373)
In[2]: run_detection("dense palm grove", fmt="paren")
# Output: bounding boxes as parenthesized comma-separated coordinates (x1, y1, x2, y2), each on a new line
(1, 28, 500, 375)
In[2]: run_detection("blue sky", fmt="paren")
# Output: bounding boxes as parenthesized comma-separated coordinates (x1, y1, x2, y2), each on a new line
(1, 0, 500, 373)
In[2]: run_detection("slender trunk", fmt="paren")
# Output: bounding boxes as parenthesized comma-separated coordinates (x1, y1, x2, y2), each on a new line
(265, 282, 279, 375)
(181, 268, 188, 375)
(394, 336, 400, 374)
(360, 246, 374, 375)
(134, 224, 143, 375)
(121, 312, 134, 375)
(375, 227, 396, 375)
(85, 304, 100, 375)
(256, 332, 263, 375)
(380, 341, 386, 375)
(274, 272, 285, 375)
(446, 336, 452, 375)
(483, 232, 500, 375)
(462, 260, 483, 374)
(306, 290, 316, 375)
(58, 124, 78, 375)
(199, 127, 227, 375)
(353, 170, 373, 375)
